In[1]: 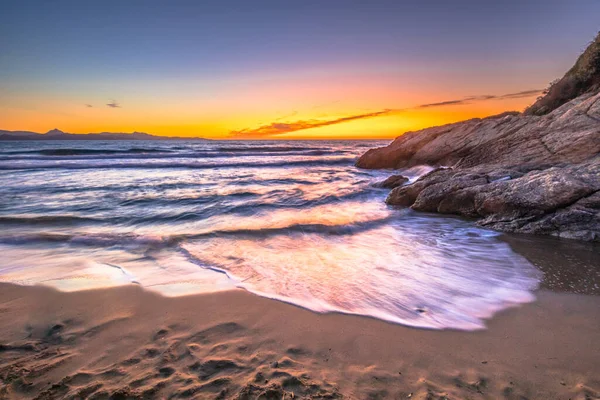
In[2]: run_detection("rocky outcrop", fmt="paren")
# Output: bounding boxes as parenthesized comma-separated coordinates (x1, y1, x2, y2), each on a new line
(357, 91, 600, 240)
(385, 160, 599, 241)
(357, 35, 600, 241)
(374, 174, 409, 189)
(356, 92, 600, 170)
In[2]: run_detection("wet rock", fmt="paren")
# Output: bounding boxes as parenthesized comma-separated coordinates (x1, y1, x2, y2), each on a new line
(374, 174, 409, 189)
(411, 173, 488, 213)
(386, 169, 454, 207)
(385, 159, 600, 240)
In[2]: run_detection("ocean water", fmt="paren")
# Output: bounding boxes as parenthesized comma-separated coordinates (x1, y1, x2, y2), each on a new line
(0, 140, 540, 330)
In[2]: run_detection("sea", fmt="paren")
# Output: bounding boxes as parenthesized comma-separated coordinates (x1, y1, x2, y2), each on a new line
(0, 139, 565, 330)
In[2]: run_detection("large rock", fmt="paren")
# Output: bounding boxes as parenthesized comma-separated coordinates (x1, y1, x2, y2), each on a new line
(356, 92, 600, 170)
(374, 174, 409, 189)
(385, 159, 600, 241)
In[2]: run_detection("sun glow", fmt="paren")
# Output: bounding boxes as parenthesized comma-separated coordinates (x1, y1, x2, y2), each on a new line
(0, 75, 541, 140)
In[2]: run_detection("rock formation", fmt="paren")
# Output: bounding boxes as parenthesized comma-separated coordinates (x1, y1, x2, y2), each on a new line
(357, 34, 600, 241)
(374, 174, 409, 189)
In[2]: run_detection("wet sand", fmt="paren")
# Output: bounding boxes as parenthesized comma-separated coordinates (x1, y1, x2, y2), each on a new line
(501, 233, 600, 295)
(0, 282, 599, 399)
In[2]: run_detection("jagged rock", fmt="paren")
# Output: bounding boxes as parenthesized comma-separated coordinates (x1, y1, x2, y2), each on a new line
(385, 159, 600, 241)
(411, 172, 488, 213)
(356, 91, 600, 170)
(386, 168, 454, 207)
(374, 174, 409, 189)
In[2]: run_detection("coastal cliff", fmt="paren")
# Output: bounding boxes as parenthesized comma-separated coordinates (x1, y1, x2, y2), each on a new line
(357, 34, 600, 241)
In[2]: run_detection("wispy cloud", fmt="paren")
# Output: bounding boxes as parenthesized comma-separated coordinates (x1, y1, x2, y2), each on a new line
(106, 100, 121, 108)
(229, 89, 543, 138)
(417, 90, 542, 109)
(417, 99, 471, 108)
(230, 110, 393, 137)
(496, 89, 543, 99)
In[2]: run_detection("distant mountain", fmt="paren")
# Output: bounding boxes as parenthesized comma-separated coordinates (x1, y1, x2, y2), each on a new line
(0, 129, 209, 141)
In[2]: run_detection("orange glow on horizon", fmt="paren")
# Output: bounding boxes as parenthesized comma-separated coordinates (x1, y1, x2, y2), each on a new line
(0, 88, 539, 140)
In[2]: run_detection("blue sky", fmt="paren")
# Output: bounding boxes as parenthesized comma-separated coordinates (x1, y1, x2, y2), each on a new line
(1, 0, 598, 138)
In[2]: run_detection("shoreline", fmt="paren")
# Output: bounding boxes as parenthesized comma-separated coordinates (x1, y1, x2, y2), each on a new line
(1, 282, 599, 399)
(500, 232, 600, 295)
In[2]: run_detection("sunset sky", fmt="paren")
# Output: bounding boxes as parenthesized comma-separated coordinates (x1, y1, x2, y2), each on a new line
(1, 0, 599, 139)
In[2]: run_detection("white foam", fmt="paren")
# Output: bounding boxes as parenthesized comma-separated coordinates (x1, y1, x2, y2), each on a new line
(182, 215, 540, 331)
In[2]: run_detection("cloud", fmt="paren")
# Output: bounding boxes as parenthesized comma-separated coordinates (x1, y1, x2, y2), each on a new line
(85, 104, 93, 108)
(106, 100, 121, 108)
(229, 89, 543, 138)
(496, 89, 543, 99)
(417, 99, 471, 108)
(229, 110, 393, 137)
(417, 90, 543, 109)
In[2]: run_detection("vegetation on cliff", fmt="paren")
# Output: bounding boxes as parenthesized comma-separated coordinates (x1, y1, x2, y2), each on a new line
(525, 32, 600, 116)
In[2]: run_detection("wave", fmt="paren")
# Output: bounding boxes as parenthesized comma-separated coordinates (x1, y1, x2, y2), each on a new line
(0, 216, 393, 247)
(180, 220, 540, 330)
(192, 217, 393, 238)
(0, 184, 376, 228)
(0, 232, 173, 248)
(0, 157, 356, 171)
(1, 176, 324, 197)
(112, 188, 375, 222)
(0, 149, 347, 162)
(0, 215, 103, 225)
(216, 146, 329, 152)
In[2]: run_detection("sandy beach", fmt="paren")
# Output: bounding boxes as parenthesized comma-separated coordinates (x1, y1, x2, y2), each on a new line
(2, 2, 600, 399)
(1, 282, 599, 399)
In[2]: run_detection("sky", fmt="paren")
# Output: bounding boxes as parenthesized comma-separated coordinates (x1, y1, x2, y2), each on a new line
(1, 0, 599, 139)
